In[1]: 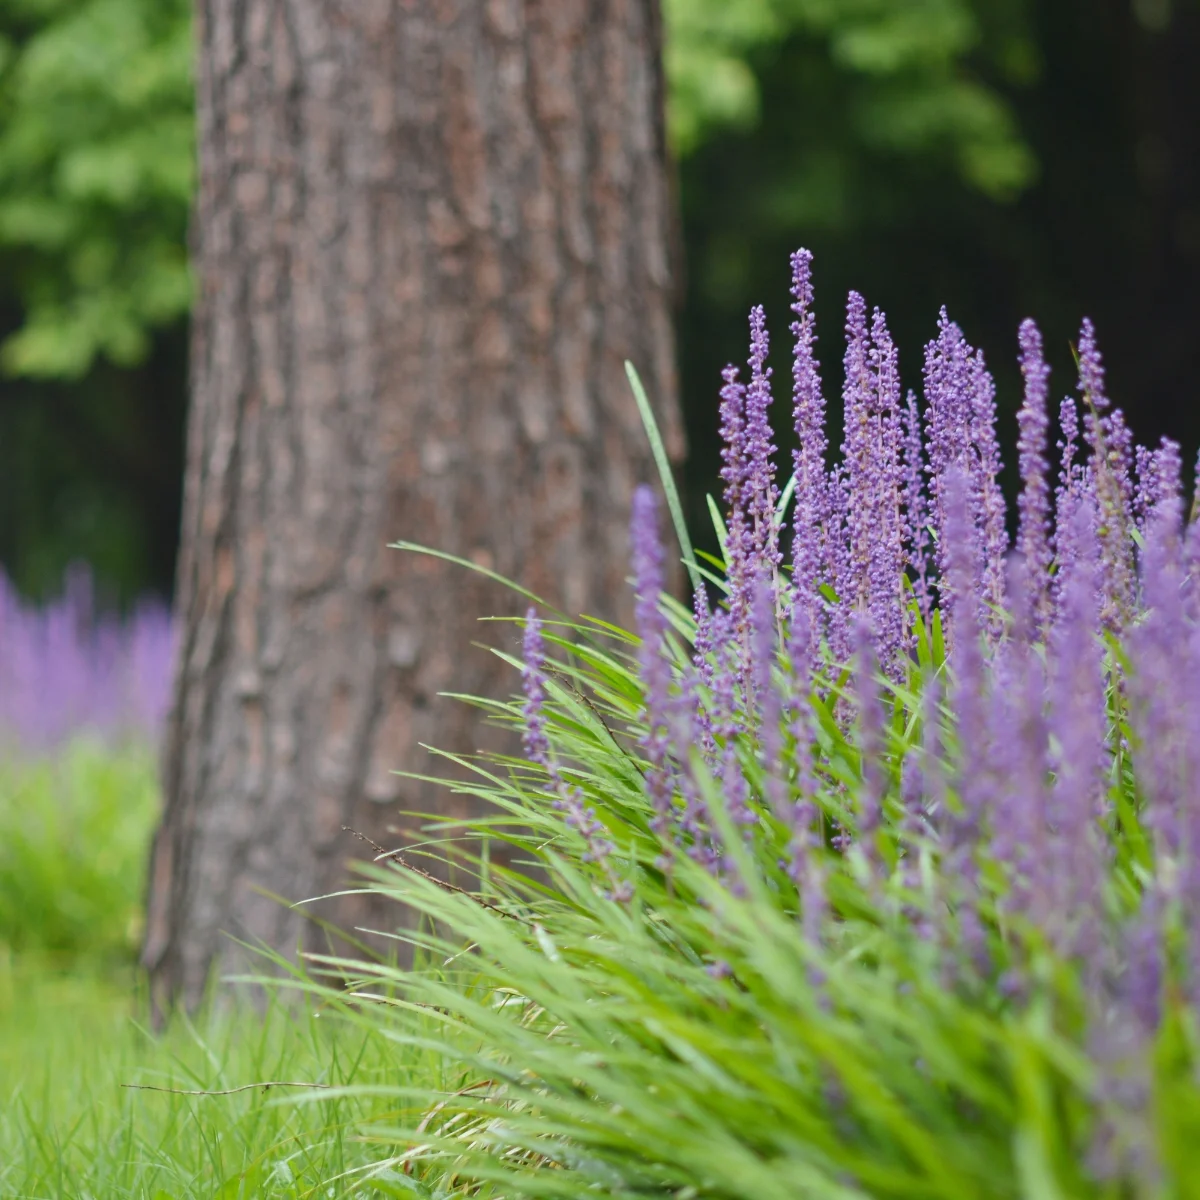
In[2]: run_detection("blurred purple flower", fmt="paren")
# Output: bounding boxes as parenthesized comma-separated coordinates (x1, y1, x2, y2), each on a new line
(1077, 320, 1135, 628)
(631, 486, 678, 845)
(1016, 319, 1053, 633)
(900, 390, 931, 626)
(0, 565, 174, 752)
(521, 607, 620, 881)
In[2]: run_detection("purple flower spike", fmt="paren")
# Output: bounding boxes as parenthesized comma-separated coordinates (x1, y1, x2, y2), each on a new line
(824, 464, 853, 664)
(923, 311, 974, 585)
(922, 310, 1007, 632)
(631, 486, 678, 847)
(1077, 317, 1108, 411)
(841, 291, 875, 620)
(789, 248, 829, 641)
(786, 609, 826, 938)
(940, 467, 989, 966)
(521, 609, 556, 776)
(718, 365, 753, 633)
(1128, 506, 1187, 870)
(837, 295, 906, 675)
(1076, 320, 1134, 629)
(1016, 319, 1053, 634)
(522, 608, 619, 879)
(990, 556, 1052, 922)
(0, 566, 174, 750)
(1147, 438, 1184, 530)
(967, 346, 1008, 628)
(852, 615, 887, 874)
(867, 308, 907, 673)
(745, 306, 782, 579)
(1046, 497, 1108, 963)
(900, 390, 931, 626)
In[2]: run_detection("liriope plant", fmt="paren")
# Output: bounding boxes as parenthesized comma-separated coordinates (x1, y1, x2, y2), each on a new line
(300, 251, 1200, 1199)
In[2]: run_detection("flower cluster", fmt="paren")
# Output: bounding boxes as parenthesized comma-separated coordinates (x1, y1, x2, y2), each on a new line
(519, 250, 1197, 1186)
(0, 566, 174, 751)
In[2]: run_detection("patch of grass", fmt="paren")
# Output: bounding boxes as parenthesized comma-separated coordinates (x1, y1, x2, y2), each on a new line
(1, 952, 446, 1198)
(0, 743, 452, 1198)
(0, 740, 159, 961)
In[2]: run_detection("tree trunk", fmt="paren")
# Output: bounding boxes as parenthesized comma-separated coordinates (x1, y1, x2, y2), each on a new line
(143, 0, 683, 1014)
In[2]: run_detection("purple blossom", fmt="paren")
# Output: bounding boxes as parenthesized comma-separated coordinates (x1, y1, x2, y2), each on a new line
(840, 294, 878, 627)
(922, 311, 1006, 630)
(923, 310, 975, 586)
(1077, 320, 1135, 628)
(852, 615, 887, 874)
(966, 346, 1008, 627)
(718, 364, 753, 636)
(789, 248, 829, 645)
(0, 566, 174, 751)
(671, 666, 723, 875)
(939, 467, 989, 968)
(824, 464, 853, 664)
(1053, 396, 1093, 591)
(786, 608, 826, 938)
(900, 390, 931, 626)
(1016, 319, 1053, 633)
(1045, 498, 1108, 963)
(631, 486, 677, 845)
(1144, 439, 1183, 529)
(744, 306, 782, 579)
(988, 556, 1052, 924)
(521, 608, 619, 878)
(867, 308, 907, 672)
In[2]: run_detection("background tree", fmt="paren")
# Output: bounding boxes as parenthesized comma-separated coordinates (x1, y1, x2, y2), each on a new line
(138, 1, 684, 1012)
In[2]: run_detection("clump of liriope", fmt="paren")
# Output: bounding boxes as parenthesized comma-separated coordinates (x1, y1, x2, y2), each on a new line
(312, 251, 1200, 1198)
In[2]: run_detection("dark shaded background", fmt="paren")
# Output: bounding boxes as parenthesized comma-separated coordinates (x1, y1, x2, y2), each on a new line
(1, 0, 1197, 603)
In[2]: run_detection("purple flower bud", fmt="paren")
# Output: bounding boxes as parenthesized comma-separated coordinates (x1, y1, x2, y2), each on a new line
(852, 615, 887, 874)
(1016, 319, 1053, 634)
(1045, 497, 1108, 963)
(1077, 321, 1134, 629)
(745, 305, 782, 578)
(631, 486, 677, 846)
(789, 248, 830, 641)
(786, 609, 827, 940)
(900, 390, 931, 626)
(522, 608, 619, 876)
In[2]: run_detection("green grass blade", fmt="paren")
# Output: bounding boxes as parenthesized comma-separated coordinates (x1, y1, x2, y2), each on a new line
(625, 360, 700, 594)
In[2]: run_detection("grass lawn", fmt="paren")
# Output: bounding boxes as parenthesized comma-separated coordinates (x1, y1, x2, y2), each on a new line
(0, 745, 436, 1199)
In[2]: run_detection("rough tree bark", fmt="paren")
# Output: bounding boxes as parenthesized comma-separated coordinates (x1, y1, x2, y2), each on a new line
(142, 0, 683, 1013)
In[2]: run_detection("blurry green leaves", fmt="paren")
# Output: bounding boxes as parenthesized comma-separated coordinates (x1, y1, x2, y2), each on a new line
(663, 0, 783, 155)
(664, 0, 1037, 200)
(0, 0, 193, 378)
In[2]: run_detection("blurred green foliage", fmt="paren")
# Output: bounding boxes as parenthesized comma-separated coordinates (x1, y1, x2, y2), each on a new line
(0, 740, 158, 960)
(665, 0, 1037, 199)
(0, 0, 192, 380)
